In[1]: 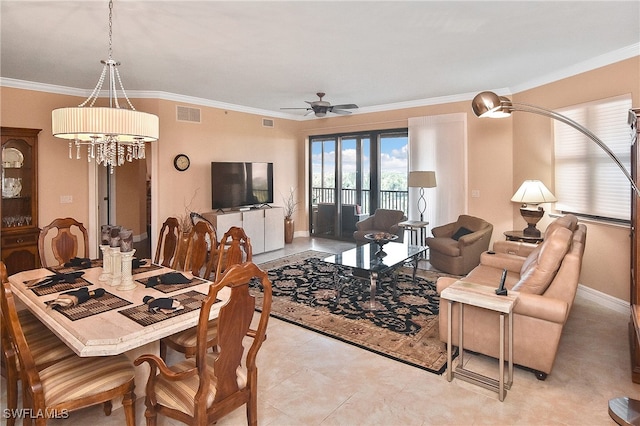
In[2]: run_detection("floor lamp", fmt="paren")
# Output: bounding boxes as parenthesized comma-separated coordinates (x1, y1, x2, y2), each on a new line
(472, 91, 639, 425)
(408, 171, 436, 222)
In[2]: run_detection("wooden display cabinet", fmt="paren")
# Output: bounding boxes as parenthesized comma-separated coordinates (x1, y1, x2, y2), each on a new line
(1, 127, 40, 275)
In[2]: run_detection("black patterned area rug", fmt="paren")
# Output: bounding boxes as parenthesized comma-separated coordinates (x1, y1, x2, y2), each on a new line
(255, 250, 460, 374)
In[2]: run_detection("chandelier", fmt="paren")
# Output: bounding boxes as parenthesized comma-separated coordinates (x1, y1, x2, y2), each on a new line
(51, 0, 159, 174)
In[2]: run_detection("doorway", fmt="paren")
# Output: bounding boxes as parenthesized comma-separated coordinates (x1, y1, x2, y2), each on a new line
(310, 129, 408, 240)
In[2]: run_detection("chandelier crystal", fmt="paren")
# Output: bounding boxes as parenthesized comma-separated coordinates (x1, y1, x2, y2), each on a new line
(51, 0, 159, 174)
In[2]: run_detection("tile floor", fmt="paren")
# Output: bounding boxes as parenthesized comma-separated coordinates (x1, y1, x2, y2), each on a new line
(3, 236, 640, 425)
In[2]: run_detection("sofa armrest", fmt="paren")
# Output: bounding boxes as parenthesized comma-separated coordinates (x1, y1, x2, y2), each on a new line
(513, 293, 568, 324)
(436, 276, 458, 294)
(493, 240, 537, 257)
(432, 222, 456, 238)
(479, 252, 525, 273)
(458, 230, 489, 246)
(355, 216, 374, 231)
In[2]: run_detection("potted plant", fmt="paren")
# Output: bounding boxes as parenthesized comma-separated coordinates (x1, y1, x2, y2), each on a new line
(282, 187, 299, 243)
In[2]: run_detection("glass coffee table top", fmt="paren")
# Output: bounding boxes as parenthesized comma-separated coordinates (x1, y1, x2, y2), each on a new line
(322, 242, 428, 311)
(323, 241, 426, 272)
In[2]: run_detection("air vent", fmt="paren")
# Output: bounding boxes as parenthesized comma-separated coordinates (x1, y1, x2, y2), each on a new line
(176, 106, 201, 123)
(262, 118, 274, 128)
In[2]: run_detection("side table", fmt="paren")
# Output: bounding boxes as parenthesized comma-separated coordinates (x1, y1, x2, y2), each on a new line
(504, 230, 544, 244)
(398, 220, 429, 246)
(440, 280, 519, 401)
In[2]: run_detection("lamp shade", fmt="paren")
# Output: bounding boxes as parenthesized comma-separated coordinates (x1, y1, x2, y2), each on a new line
(408, 171, 437, 188)
(511, 180, 557, 205)
(52, 107, 159, 142)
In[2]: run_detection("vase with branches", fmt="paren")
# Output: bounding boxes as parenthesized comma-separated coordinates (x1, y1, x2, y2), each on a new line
(282, 187, 298, 243)
(283, 187, 299, 219)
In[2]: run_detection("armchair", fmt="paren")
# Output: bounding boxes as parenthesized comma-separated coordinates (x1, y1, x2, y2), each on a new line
(425, 214, 493, 275)
(353, 209, 406, 244)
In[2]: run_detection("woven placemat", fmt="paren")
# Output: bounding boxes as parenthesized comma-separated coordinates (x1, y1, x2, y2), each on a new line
(118, 290, 211, 327)
(48, 259, 102, 274)
(25, 276, 93, 297)
(48, 259, 162, 275)
(46, 290, 132, 321)
(135, 275, 208, 294)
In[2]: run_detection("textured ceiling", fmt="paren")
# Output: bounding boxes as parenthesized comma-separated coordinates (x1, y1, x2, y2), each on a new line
(1, 1, 639, 118)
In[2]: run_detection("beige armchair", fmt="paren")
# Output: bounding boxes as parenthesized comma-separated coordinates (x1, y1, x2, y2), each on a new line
(437, 214, 587, 380)
(425, 215, 493, 275)
(353, 209, 406, 244)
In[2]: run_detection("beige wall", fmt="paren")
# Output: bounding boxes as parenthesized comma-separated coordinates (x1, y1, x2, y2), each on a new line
(510, 57, 640, 301)
(1, 55, 638, 301)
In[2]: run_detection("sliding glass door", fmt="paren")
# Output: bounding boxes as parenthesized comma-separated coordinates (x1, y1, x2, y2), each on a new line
(310, 129, 407, 240)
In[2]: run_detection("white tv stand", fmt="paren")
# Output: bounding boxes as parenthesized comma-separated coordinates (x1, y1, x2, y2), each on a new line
(202, 206, 284, 254)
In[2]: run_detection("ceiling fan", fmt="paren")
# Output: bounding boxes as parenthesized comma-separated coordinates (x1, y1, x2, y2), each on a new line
(281, 92, 358, 117)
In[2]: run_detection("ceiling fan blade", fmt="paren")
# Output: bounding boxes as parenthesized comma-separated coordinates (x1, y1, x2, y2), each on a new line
(331, 109, 352, 115)
(280, 107, 309, 110)
(331, 103, 358, 109)
(304, 110, 315, 116)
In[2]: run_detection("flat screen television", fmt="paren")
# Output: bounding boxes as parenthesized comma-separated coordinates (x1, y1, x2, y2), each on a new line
(211, 162, 274, 209)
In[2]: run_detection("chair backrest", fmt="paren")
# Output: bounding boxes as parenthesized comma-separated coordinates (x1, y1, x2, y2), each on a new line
(371, 209, 406, 230)
(38, 217, 89, 267)
(180, 220, 217, 279)
(0, 263, 42, 399)
(154, 217, 181, 267)
(193, 261, 272, 420)
(215, 226, 252, 281)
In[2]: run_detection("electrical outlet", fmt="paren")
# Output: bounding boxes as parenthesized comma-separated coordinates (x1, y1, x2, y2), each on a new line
(471, 190, 480, 198)
(60, 195, 73, 204)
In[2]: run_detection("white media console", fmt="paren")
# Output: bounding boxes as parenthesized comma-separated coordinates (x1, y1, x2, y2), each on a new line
(202, 206, 284, 254)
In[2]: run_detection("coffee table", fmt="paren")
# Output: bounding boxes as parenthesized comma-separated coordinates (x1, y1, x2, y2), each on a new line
(322, 241, 427, 311)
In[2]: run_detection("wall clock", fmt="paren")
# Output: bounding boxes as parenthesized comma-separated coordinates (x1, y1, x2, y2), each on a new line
(173, 154, 190, 171)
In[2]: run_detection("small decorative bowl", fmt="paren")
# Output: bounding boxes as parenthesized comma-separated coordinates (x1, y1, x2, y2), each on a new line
(364, 232, 398, 257)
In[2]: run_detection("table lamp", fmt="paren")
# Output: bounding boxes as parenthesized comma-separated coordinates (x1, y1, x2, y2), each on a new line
(408, 171, 437, 221)
(511, 180, 557, 237)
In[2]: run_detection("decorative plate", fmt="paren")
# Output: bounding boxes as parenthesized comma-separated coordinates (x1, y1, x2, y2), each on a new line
(2, 147, 24, 168)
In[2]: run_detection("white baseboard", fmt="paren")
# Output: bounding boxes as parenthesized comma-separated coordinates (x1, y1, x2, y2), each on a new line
(577, 283, 629, 315)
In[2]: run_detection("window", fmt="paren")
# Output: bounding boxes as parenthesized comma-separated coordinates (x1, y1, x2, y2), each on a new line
(554, 94, 632, 222)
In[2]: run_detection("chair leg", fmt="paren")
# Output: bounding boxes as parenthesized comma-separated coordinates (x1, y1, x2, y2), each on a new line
(159, 340, 167, 360)
(5, 357, 18, 426)
(144, 406, 157, 426)
(122, 388, 136, 426)
(247, 387, 258, 426)
(103, 400, 112, 416)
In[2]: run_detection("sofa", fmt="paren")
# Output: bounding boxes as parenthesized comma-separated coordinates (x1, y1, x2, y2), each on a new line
(353, 209, 406, 244)
(436, 214, 587, 379)
(426, 215, 493, 275)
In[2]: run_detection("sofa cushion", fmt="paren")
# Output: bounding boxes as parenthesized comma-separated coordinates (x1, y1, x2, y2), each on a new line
(452, 226, 473, 241)
(513, 227, 572, 294)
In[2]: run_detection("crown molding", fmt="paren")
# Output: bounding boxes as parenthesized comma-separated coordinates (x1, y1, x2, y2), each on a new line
(509, 42, 640, 94)
(2, 43, 637, 120)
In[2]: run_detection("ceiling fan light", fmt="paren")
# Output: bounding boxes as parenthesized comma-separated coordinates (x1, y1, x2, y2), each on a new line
(315, 111, 326, 117)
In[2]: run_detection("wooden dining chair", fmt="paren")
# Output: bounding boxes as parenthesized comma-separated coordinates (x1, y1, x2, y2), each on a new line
(38, 217, 89, 268)
(160, 226, 253, 359)
(214, 226, 253, 281)
(135, 261, 272, 426)
(154, 216, 181, 267)
(1, 262, 77, 426)
(176, 220, 218, 280)
(0, 266, 136, 425)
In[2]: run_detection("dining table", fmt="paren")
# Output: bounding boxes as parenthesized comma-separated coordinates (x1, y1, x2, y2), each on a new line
(7, 259, 229, 400)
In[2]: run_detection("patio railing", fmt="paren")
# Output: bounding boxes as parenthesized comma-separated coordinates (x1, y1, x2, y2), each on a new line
(311, 187, 408, 214)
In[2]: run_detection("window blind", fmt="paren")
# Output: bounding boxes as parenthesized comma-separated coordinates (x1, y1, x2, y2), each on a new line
(554, 94, 632, 221)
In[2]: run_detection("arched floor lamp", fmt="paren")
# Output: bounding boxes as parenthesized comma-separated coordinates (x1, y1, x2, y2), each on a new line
(472, 91, 639, 424)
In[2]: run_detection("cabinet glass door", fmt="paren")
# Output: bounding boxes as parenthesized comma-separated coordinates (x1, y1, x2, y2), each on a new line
(2, 138, 34, 229)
